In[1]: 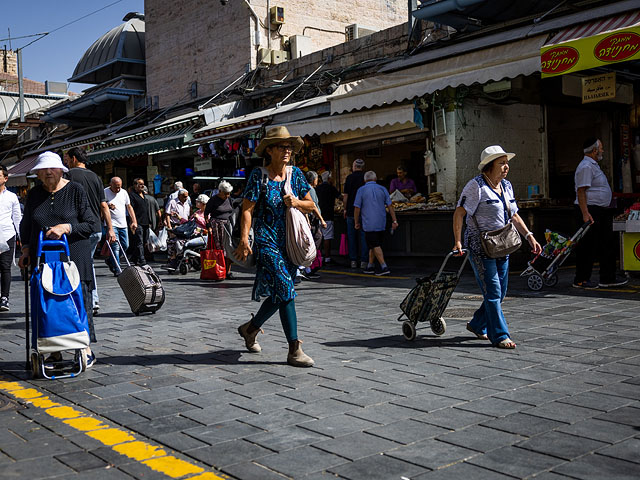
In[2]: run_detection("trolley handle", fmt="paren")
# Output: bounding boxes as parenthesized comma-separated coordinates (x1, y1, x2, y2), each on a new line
(36, 230, 71, 257)
(435, 249, 469, 282)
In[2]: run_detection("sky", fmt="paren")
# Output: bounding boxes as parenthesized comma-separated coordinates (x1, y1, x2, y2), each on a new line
(1, 0, 144, 92)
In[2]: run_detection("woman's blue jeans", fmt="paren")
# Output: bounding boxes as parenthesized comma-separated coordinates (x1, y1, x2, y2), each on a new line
(346, 216, 368, 263)
(468, 253, 511, 344)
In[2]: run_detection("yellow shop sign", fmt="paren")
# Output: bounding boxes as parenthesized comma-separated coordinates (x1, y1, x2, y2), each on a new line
(541, 25, 640, 77)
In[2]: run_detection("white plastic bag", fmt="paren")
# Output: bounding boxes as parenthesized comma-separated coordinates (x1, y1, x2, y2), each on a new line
(390, 190, 409, 203)
(0, 231, 8, 254)
(148, 228, 167, 252)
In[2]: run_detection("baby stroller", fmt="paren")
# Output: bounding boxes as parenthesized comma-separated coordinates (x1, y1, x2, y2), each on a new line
(520, 221, 591, 291)
(166, 219, 208, 275)
(27, 232, 90, 379)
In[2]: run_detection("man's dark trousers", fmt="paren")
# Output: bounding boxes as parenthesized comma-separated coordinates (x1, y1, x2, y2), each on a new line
(574, 205, 616, 284)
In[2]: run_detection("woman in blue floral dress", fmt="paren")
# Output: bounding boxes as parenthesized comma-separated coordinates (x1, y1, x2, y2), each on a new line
(234, 127, 317, 367)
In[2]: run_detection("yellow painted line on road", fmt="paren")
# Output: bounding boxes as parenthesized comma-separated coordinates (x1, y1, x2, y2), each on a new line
(0, 379, 228, 480)
(321, 269, 409, 280)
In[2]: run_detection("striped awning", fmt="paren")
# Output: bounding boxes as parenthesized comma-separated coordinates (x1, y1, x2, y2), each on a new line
(541, 11, 640, 77)
(546, 10, 640, 46)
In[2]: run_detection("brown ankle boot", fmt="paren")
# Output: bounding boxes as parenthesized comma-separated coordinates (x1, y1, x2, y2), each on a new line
(238, 317, 263, 353)
(287, 340, 314, 367)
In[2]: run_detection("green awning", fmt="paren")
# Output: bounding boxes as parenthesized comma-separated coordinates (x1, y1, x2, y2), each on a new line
(87, 125, 194, 164)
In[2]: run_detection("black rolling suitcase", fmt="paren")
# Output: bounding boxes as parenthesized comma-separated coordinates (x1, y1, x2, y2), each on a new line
(107, 240, 165, 315)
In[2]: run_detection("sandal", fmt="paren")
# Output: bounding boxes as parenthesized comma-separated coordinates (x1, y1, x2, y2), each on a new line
(466, 323, 488, 340)
(495, 339, 516, 349)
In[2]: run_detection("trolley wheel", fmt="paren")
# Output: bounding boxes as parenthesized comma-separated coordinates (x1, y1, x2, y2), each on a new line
(544, 274, 558, 287)
(402, 321, 417, 341)
(431, 317, 447, 336)
(78, 349, 88, 372)
(527, 274, 544, 291)
(30, 353, 41, 379)
(179, 263, 188, 275)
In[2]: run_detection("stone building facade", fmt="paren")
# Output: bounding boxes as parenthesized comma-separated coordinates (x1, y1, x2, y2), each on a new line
(145, 0, 408, 108)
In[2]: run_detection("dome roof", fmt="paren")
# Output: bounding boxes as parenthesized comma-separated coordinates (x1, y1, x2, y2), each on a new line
(69, 13, 145, 85)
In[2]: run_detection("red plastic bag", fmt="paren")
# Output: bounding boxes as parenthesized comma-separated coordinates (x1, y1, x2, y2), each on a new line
(200, 233, 226, 280)
(99, 240, 110, 258)
(339, 233, 348, 256)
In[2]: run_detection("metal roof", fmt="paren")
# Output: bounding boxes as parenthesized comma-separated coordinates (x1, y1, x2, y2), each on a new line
(0, 92, 65, 124)
(69, 14, 145, 85)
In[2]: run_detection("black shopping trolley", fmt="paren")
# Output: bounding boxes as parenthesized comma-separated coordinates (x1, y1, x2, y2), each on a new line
(398, 249, 469, 341)
(520, 222, 591, 291)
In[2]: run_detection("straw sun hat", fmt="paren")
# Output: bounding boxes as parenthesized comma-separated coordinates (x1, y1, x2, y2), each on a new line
(255, 126, 304, 157)
(477, 145, 515, 171)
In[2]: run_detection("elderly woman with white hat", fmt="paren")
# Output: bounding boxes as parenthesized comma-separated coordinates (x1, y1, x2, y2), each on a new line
(453, 146, 541, 349)
(18, 151, 100, 367)
(234, 126, 317, 367)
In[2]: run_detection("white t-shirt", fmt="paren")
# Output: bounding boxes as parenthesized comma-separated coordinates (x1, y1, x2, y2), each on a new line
(104, 188, 130, 229)
(574, 156, 612, 207)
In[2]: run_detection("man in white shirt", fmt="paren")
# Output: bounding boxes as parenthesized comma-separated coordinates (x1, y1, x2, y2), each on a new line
(104, 177, 137, 274)
(573, 138, 627, 289)
(0, 165, 21, 311)
(164, 189, 191, 228)
(166, 181, 191, 209)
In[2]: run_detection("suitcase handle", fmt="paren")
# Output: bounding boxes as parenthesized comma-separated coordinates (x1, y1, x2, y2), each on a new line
(104, 237, 132, 273)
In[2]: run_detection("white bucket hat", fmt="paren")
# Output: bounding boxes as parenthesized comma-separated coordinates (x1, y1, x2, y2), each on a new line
(478, 145, 515, 171)
(30, 151, 68, 173)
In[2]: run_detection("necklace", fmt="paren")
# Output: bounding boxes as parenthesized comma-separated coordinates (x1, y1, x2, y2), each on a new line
(483, 174, 500, 190)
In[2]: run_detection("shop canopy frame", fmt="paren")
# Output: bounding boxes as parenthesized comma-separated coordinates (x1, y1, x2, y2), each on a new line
(191, 96, 330, 144)
(329, 35, 548, 115)
(87, 124, 196, 164)
(85, 110, 204, 164)
(274, 103, 423, 138)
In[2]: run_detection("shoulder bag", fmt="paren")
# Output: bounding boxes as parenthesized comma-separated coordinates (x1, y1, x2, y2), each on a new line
(284, 166, 317, 267)
(471, 181, 522, 258)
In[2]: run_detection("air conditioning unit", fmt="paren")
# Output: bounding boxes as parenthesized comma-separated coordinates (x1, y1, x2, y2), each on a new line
(345, 24, 378, 41)
(290, 35, 312, 59)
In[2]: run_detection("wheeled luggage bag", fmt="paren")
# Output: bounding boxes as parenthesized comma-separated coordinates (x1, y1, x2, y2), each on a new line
(28, 232, 90, 379)
(107, 240, 165, 315)
(398, 249, 469, 341)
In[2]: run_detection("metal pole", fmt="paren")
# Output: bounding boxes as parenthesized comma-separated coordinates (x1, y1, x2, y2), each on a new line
(17, 49, 25, 122)
(266, 0, 271, 50)
(408, 0, 417, 35)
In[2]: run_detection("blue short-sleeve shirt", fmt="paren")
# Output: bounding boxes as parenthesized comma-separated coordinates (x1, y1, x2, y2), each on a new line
(354, 181, 392, 232)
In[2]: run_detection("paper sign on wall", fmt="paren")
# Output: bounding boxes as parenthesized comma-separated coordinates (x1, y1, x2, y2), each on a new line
(582, 72, 616, 103)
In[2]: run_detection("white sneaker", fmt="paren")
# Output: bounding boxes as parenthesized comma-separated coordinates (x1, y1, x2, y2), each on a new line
(350, 261, 357, 269)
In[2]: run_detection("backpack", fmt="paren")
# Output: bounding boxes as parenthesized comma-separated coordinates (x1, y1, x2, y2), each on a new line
(223, 167, 269, 268)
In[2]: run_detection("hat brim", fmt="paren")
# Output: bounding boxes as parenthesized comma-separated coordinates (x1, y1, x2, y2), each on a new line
(255, 136, 304, 157)
(30, 165, 69, 174)
(477, 152, 515, 171)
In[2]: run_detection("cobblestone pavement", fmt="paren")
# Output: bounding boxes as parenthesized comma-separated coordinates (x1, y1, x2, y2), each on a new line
(0, 257, 639, 480)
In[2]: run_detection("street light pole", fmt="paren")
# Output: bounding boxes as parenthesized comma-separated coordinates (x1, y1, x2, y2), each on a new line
(17, 48, 24, 122)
